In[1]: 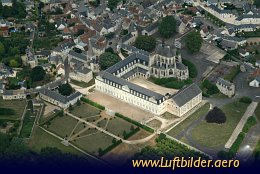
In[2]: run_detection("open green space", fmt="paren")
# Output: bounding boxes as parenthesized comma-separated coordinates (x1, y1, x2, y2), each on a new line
(20, 101, 39, 138)
(191, 101, 249, 149)
(71, 103, 101, 120)
(167, 103, 210, 137)
(105, 117, 137, 138)
(28, 127, 81, 155)
(70, 78, 95, 88)
(254, 140, 260, 161)
(73, 132, 114, 155)
(0, 98, 26, 120)
(47, 115, 78, 138)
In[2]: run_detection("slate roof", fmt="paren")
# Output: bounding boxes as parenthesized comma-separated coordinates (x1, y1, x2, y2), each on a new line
(121, 67, 148, 79)
(99, 71, 164, 102)
(39, 88, 82, 105)
(236, 14, 260, 21)
(143, 21, 159, 33)
(155, 44, 176, 57)
(68, 50, 87, 62)
(106, 53, 149, 74)
(171, 83, 201, 107)
(216, 77, 233, 88)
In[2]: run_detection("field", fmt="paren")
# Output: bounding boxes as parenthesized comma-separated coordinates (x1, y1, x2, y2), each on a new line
(28, 127, 81, 155)
(47, 115, 78, 137)
(19, 102, 40, 138)
(72, 132, 114, 155)
(0, 98, 26, 120)
(191, 101, 249, 148)
(71, 103, 101, 121)
(146, 119, 162, 129)
(167, 103, 210, 137)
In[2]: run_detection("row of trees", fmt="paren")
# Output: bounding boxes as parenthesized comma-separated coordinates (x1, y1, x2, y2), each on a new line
(0, 0, 26, 18)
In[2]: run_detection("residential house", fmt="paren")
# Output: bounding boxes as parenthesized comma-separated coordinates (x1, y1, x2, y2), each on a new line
(3, 89, 26, 100)
(141, 21, 159, 36)
(69, 65, 93, 83)
(216, 78, 235, 98)
(249, 77, 260, 88)
(1, 0, 13, 6)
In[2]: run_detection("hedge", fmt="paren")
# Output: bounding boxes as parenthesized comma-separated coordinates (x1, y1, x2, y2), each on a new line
(98, 139, 122, 156)
(182, 59, 198, 78)
(218, 117, 257, 159)
(149, 76, 193, 89)
(123, 127, 140, 140)
(115, 113, 154, 133)
(239, 97, 252, 104)
(0, 108, 16, 115)
(242, 116, 257, 133)
(81, 97, 105, 110)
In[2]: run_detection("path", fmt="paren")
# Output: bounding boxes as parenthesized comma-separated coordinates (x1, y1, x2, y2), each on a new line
(17, 101, 28, 135)
(236, 124, 260, 162)
(225, 102, 258, 149)
(70, 83, 95, 95)
(66, 112, 156, 145)
(38, 126, 110, 167)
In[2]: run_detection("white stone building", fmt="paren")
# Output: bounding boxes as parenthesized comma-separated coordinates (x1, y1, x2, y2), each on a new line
(249, 77, 260, 88)
(216, 78, 235, 98)
(3, 89, 26, 100)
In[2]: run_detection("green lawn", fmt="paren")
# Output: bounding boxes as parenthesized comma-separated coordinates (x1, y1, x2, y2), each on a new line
(19, 104, 38, 138)
(73, 132, 114, 155)
(0, 98, 27, 120)
(191, 101, 249, 149)
(47, 115, 78, 138)
(167, 103, 210, 137)
(71, 103, 101, 121)
(255, 103, 260, 121)
(28, 127, 81, 155)
(70, 78, 95, 88)
(98, 117, 136, 138)
(224, 66, 240, 82)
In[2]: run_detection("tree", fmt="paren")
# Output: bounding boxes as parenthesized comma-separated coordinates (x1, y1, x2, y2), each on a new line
(9, 59, 19, 68)
(254, 0, 260, 8)
(58, 83, 73, 96)
(0, 42, 5, 56)
(69, 104, 73, 112)
(205, 107, 226, 124)
(134, 36, 156, 52)
(108, 0, 120, 11)
(185, 31, 203, 53)
(31, 66, 46, 82)
(159, 16, 177, 38)
(99, 52, 121, 70)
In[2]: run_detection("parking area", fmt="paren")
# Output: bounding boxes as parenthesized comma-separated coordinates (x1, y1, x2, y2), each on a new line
(200, 42, 226, 64)
(87, 91, 153, 122)
(130, 77, 177, 95)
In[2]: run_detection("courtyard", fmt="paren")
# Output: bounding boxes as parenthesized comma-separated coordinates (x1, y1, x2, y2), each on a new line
(130, 77, 177, 95)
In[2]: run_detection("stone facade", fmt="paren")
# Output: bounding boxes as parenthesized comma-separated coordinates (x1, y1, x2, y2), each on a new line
(216, 78, 235, 97)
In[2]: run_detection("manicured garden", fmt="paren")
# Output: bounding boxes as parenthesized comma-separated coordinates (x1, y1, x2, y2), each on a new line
(70, 102, 101, 120)
(149, 76, 193, 89)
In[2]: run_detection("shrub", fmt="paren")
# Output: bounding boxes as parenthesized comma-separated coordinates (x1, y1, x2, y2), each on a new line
(239, 97, 252, 104)
(242, 116, 257, 133)
(182, 59, 198, 78)
(205, 107, 226, 124)
(98, 140, 122, 156)
(0, 108, 16, 115)
(115, 113, 154, 133)
(81, 98, 105, 110)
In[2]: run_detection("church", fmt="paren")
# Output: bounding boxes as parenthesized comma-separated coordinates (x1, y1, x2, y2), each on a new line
(95, 43, 202, 117)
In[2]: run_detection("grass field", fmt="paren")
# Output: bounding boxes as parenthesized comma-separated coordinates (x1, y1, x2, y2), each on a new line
(73, 132, 114, 155)
(147, 119, 162, 129)
(0, 98, 26, 120)
(191, 101, 249, 149)
(71, 103, 101, 121)
(167, 103, 210, 137)
(19, 103, 39, 138)
(105, 117, 136, 138)
(28, 127, 81, 155)
(47, 115, 78, 137)
(255, 103, 260, 121)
